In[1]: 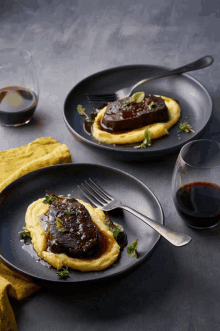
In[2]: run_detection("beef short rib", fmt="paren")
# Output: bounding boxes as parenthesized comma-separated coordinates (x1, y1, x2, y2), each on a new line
(101, 94, 169, 132)
(45, 194, 101, 258)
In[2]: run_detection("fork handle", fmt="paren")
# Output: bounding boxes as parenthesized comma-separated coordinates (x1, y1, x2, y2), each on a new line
(133, 55, 214, 90)
(121, 205, 191, 247)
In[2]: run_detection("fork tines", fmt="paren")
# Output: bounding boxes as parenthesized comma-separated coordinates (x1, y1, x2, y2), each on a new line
(86, 93, 117, 103)
(78, 179, 113, 208)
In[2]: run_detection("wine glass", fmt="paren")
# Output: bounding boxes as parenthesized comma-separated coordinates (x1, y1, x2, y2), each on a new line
(172, 139, 220, 229)
(0, 47, 39, 126)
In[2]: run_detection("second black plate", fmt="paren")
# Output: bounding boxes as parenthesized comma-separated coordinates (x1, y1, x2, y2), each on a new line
(64, 64, 212, 160)
(0, 163, 163, 284)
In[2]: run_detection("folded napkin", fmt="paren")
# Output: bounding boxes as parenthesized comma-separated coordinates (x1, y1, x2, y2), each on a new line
(0, 137, 72, 331)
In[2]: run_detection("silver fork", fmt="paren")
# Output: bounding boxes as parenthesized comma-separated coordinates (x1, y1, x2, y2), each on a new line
(78, 179, 192, 247)
(86, 55, 213, 103)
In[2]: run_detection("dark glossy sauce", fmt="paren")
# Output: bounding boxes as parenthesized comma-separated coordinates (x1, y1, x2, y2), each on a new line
(21, 239, 51, 268)
(116, 231, 127, 250)
(174, 181, 220, 228)
(0, 86, 37, 125)
(22, 208, 126, 266)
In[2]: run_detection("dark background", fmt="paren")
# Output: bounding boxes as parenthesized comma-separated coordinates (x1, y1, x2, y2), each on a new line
(1, 0, 220, 330)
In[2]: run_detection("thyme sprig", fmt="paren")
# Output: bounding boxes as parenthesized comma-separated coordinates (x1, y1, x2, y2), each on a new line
(56, 266, 70, 279)
(43, 194, 58, 205)
(135, 129, 151, 149)
(178, 121, 195, 133)
(77, 105, 93, 121)
(19, 226, 30, 238)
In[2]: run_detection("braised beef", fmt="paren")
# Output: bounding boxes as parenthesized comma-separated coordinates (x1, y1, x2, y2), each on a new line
(101, 94, 169, 132)
(45, 194, 101, 258)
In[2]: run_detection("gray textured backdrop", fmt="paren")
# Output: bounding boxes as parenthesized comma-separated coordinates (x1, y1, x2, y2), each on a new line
(1, 1, 220, 330)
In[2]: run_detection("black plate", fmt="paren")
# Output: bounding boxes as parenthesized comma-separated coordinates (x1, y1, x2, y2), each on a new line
(63, 65, 212, 160)
(0, 163, 163, 284)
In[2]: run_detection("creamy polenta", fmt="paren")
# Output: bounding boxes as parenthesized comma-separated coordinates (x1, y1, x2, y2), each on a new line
(25, 198, 120, 271)
(92, 96, 181, 145)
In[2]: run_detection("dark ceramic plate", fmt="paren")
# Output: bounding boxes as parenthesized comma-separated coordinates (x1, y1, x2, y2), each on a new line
(0, 163, 163, 284)
(63, 65, 212, 160)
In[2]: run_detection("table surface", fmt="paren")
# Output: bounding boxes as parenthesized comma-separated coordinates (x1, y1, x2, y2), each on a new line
(1, 0, 220, 330)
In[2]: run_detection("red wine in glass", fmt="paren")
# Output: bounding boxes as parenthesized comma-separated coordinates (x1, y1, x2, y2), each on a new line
(0, 48, 39, 126)
(172, 140, 220, 229)
(174, 181, 220, 228)
(0, 86, 38, 126)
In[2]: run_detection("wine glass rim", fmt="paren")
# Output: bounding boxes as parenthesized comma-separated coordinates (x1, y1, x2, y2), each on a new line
(179, 139, 220, 169)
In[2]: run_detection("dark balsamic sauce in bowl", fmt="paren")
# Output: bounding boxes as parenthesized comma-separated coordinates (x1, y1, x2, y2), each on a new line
(174, 181, 220, 228)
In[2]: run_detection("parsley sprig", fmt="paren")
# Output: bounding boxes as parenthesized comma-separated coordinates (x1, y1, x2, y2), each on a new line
(135, 129, 151, 149)
(56, 266, 70, 279)
(178, 121, 195, 133)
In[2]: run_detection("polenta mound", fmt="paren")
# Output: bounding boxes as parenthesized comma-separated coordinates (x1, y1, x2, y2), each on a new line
(92, 96, 180, 145)
(25, 198, 120, 271)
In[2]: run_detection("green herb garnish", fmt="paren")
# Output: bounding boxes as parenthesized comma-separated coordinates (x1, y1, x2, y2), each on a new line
(56, 217, 67, 232)
(77, 104, 87, 116)
(131, 92, 145, 103)
(19, 226, 30, 238)
(123, 97, 132, 105)
(87, 115, 94, 121)
(148, 101, 156, 109)
(43, 194, 58, 205)
(65, 210, 72, 215)
(77, 104, 92, 119)
(127, 239, 138, 258)
(135, 129, 151, 149)
(56, 266, 70, 279)
(178, 121, 195, 133)
(77, 104, 94, 121)
(105, 215, 124, 239)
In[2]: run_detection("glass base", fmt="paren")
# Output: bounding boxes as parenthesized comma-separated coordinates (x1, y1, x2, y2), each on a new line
(186, 220, 220, 229)
(0, 118, 32, 127)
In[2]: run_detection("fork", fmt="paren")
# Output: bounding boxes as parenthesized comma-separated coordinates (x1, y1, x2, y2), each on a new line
(86, 55, 213, 103)
(78, 179, 192, 247)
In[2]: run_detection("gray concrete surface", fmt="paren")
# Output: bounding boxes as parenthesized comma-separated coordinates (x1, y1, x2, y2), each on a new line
(1, 0, 220, 330)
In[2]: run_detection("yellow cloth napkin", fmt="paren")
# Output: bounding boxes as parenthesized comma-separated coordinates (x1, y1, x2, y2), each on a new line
(0, 137, 72, 331)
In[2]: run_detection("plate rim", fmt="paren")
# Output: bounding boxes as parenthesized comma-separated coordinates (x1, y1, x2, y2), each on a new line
(63, 64, 213, 156)
(0, 163, 164, 283)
